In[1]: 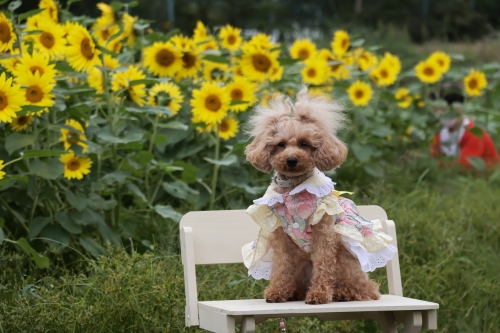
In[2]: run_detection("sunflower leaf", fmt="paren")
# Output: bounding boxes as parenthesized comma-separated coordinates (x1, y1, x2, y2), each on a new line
(154, 205, 182, 222)
(163, 28, 180, 41)
(110, 1, 123, 12)
(18, 105, 47, 116)
(128, 79, 160, 86)
(350, 39, 365, 47)
(230, 100, 249, 106)
(21, 150, 68, 159)
(18, 8, 45, 22)
(278, 58, 300, 66)
(5, 133, 36, 155)
(107, 23, 124, 44)
(128, 1, 139, 8)
(204, 154, 238, 166)
(29, 159, 64, 180)
(96, 45, 119, 57)
(15, 238, 50, 268)
(203, 54, 230, 64)
(7, 0, 22, 12)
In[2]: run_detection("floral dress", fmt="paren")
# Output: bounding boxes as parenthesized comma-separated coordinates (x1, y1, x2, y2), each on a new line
(241, 169, 397, 280)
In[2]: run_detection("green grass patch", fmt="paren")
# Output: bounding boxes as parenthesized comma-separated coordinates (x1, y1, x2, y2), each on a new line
(0, 177, 499, 332)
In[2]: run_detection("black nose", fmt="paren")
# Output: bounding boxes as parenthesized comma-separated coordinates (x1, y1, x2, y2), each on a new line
(286, 157, 298, 167)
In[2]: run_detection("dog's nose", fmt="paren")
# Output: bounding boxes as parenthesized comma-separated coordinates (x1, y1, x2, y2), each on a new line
(286, 157, 298, 167)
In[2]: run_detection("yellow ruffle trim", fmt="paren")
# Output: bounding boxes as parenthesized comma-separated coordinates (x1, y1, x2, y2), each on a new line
(333, 219, 392, 252)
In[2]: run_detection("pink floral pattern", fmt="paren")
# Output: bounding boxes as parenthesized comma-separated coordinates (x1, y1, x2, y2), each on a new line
(336, 197, 375, 237)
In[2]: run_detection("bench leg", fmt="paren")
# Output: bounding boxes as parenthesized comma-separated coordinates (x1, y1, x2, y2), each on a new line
(422, 309, 437, 330)
(241, 316, 256, 333)
(403, 311, 422, 333)
(199, 307, 235, 333)
(379, 311, 397, 333)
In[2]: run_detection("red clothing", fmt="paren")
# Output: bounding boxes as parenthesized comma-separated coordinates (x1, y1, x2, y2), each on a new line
(431, 120, 500, 168)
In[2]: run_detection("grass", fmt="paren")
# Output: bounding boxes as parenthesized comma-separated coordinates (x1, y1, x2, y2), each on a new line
(0, 175, 499, 332)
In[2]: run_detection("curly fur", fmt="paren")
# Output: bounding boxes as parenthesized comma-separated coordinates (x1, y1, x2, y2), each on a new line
(246, 87, 380, 304)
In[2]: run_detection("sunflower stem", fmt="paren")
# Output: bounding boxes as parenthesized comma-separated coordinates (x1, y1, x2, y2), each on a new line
(209, 124, 220, 210)
(148, 115, 160, 154)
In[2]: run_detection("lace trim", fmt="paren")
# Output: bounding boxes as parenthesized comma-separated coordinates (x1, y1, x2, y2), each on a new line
(248, 260, 273, 280)
(253, 194, 284, 206)
(340, 235, 397, 272)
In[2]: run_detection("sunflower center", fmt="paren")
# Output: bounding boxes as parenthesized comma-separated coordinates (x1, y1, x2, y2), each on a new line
(227, 34, 237, 45)
(17, 115, 29, 126)
(230, 88, 243, 100)
(101, 28, 110, 41)
(298, 49, 309, 60)
(220, 120, 229, 132)
(423, 66, 434, 76)
(205, 94, 221, 112)
(156, 49, 175, 67)
(307, 68, 316, 78)
(155, 91, 172, 107)
(40, 31, 55, 49)
(437, 59, 444, 67)
(341, 38, 348, 49)
(80, 38, 95, 60)
(26, 86, 44, 103)
(0, 91, 7, 110)
(355, 89, 364, 99)
(252, 54, 271, 73)
(0, 22, 12, 43)
(380, 69, 388, 79)
(182, 52, 196, 68)
(67, 132, 80, 145)
(67, 158, 81, 171)
(468, 78, 478, 90)
(30, 65, 45, 76)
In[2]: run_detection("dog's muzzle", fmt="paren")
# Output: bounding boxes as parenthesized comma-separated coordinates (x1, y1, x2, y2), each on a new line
(286, 157, 298, 167)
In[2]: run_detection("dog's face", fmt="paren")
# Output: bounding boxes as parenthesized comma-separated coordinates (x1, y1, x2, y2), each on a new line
(245, 90, 348, 175)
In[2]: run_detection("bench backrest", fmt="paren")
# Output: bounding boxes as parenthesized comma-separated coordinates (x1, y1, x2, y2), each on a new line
(179, 206, 402, 326)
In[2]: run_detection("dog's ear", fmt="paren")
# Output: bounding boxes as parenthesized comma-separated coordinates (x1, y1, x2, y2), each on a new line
(312, 135, 348, 171)
(245, 135, 273, 173)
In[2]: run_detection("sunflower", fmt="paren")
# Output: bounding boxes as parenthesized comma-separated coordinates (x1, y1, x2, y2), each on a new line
(25, 14, 43, 32)
(122, 13, 137, 47)
(268, 64, 284, 82)
(39, 0, 59, 22)
(10, 115, 33, 131)
(209, 116, 239, 140)
(347, 81, 372, 107)
(190, 82, 230, 125)
(0, 13, 16, 52)
(428, 51, 451, 74)
(32, 20, 66, 60)
(147, 82, 183, 115)
(415, 60, 442, 84)
(245, 33, 276, 52)
(332, 30, 350, 56)
(97, 2, 116, 24)
(289, 38, 317, 61)
(464, 69, 487, 97)
(308, 85, 333, 100)
(196, 36, 219, 53)
(301, 58, 330, 85)
(240, 45, 280, 82)
(219, 25, 242, 51)
(93, 16, 120, 45)
(414, 94, 425, 108)
(66, 23, 102, 72)
(0, 73, 24, 123)
(59, 151, 92, 180)
(144, 42, 183, 77)
(177, 45, 201, 79)
(381, 52, 401, 75)
(203, 61, 229, 82)
(14, 51, 57, 82)
(59, 119, 88, 152)
(0, 160, 5, 180)
(16, 70, 56, 111)
(193, 21, 208, 42)
(0, 49, 21, 73)
(111, 65, 147, 106)
(372, 63, 397, 87)
(171, 34, 191, 50)
(261, 91, 281, 107)
(394, 88, 413, 109)
(87, 55, 119, 94)
(226, 77, 256, 112)
(356, 49, 378, 71)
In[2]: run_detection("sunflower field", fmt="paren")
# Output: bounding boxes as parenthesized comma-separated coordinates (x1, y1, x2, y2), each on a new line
(0, 0, 499, 266)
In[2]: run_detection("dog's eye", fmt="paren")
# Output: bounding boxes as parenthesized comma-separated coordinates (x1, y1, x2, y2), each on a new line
(277, 142, 286, 147)
(300, 141, 308, 147)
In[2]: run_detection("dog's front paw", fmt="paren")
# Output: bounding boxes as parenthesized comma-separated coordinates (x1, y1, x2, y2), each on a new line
(305, 290, 330, 305)
(265, 288, 291, 303)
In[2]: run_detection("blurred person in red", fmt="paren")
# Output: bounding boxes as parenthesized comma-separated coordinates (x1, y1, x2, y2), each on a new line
(430, 85, 499, 168)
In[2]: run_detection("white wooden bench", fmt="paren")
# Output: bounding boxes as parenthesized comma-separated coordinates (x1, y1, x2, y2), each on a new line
(180, 206, 439, 333)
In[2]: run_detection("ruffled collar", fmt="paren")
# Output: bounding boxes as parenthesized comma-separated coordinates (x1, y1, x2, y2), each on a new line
(253, 169, 336, 206)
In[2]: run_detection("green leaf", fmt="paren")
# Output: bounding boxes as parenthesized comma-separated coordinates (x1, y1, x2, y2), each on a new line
(55, 212, 82, 234)
(18, 8, 45, 21)
(16, 238, 49, 268)
(29, 159, 64, 180)
(97, 128, 143, 144)
(79, 237, 105, 257)
(128, 1, 139, 8)
(126, 106, 173, 116)
(54, 61, 75, 72)
(40, 224, 71, 249)
(126, 183, 147, 202)
(467, 157, 486, 171)
(173, 161, 199, 184)
(162, 180, 199, 201)
(204, 154, 238, 166)
(98, 224, 121, 245)
(488, 169, 500, 183)
(0, 229, 4, 245)
(0, 217, 4, 228)
(65, 190, 88, 212)
(467, 127, 484, 138)
(128, 79, 160, 86)
(5, 133, 35, 155)
(449, 53, 465, 61)
(8, 0, 22, 12)
(101, 170, 130, 185)
(350, 39, 365, 47)
(278, 58, 301, 66)
(158, 121, 188, 130)
(154, 205, 182, 222)
(97, 45, 119, 57)
(203, 54, 230, 64)
(67, 0, 82, 7)
(110, 1, 123, 12)
(351, 143, 373, 163)
(18, 105, 46, 115)
(364, 164, 384, 178)
(21, 150, 67, 159)
(371, 125, 393, 137)
(88, 193, 117, 211)
(230, 100, 249, 106)
(132, 151, 154, 167)
(163, 28, 180, 41)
